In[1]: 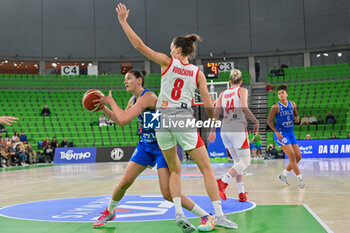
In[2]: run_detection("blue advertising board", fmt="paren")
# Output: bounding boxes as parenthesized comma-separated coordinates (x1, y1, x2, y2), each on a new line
(54, 147, 97, 163)
(207, 128, 227, 158)
(296, 139, 350, 158)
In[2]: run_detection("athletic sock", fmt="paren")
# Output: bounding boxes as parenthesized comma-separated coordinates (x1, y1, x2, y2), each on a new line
(236, 182, 245, 193)
(282, 169, 289, 176)
(222, 173, 233, 184)
(297, 174, 303, 180)
(212, 200, 224, 216)
(108, 200, 119, 212)
(191, 204, 209, 217)
(173, 197, 184, 215)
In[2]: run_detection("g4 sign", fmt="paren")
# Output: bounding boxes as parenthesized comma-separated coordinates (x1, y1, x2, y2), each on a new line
(61, 66, 80, 75)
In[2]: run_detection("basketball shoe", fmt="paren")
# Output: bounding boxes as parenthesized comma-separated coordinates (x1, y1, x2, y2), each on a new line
(215, 215, 238, 229)
(175, 213, 196, 233)
(278, 174, 289, 185)
(238, 192, 248, 202)
(197, 215, 215, 232)
(217, 179, 228, 200)
(298, 179, 305, 188)
(93, 208, 116, 228)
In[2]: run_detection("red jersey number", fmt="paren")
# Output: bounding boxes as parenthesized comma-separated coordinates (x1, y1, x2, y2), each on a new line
(225, 99, 235, 114)
(171, 79, 184, 100)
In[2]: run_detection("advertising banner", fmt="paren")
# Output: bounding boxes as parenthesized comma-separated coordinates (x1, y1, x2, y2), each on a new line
(96, 146, 136, 162)
(296, 139, 350, 158)
(54, 147, 97, 163)
(207, 128, 227, 158)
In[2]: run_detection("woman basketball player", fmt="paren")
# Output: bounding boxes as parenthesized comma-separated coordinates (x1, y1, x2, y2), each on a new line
(93, 70, 211, 232)
(208, 69, 259, 202)
(115, 3, 237, 231)
(267, 85, 305, 188)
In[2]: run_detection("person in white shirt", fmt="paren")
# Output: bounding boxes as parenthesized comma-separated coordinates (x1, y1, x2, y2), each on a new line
(308, 113, 317, 125)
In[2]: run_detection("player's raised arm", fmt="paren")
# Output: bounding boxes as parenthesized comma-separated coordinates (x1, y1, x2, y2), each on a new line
(116, 3, 171, 67)
(239, 88, 259, 134)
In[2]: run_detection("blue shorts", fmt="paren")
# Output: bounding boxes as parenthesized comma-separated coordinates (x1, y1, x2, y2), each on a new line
(130, 141, 168, 169)
(255, 144, 262, 150)
(249, 143, 255, 150)
(274, 131, 297, 147)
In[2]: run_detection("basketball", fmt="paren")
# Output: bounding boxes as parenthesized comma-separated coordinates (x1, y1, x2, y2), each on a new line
(82, 89, 105, 112)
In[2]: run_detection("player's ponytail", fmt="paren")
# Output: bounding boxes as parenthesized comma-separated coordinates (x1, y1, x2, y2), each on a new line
(229, 69, 242, 85)
(127, 70, 146, 87)
(172, 34, 201, 58)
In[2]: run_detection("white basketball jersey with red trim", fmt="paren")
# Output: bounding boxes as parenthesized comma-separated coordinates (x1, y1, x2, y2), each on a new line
(157, 58, 199, 109)
(221, 87, 246, 127)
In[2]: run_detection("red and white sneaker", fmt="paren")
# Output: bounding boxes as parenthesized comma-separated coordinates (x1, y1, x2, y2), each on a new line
(238, 192, 248, 202)
(217, 179, 228, 201)
(93, 208, 116, 228)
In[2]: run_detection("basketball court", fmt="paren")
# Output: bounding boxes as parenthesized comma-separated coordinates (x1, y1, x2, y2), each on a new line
(1, 158, 347, 233)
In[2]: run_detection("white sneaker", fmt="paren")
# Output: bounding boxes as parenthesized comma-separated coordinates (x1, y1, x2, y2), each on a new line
(215, 215, 238, 229)
(175, 213, 196, 233)
(298, 179, 305, 188)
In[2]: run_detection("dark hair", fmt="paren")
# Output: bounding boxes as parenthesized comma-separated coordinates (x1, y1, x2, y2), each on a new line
(127, 70, 147, 87)
(277, 85, 288, 92)
(172, 34, 201, 58)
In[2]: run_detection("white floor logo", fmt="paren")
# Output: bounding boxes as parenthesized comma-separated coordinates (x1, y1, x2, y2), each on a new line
(111, 148, 124, 160)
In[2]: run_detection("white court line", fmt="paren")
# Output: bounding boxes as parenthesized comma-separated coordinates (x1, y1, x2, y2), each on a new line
(303, 204, 334, 233)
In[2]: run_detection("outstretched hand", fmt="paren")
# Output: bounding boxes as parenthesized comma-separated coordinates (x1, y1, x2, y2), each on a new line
(116, 3, 130, 23)
(0, 116, 19, 125)
(94, 90, 114, 106)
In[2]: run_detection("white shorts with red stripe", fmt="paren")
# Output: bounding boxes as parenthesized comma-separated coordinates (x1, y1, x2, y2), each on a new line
(221, 123, 249, 149)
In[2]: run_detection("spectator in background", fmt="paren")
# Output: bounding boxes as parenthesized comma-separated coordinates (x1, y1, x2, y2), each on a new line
(0, 145, 9, 167)
(26, 143, 36, 164)
(266, 144, 278, 159)
(277, 66, 285, 77)
(265, 82, 275, 92)
(41, 105, 51, 116)
(44, 144, 54, 163)
(20, 131, 28, 144)
(0, 137, 6, 146)
(42, 137, 50, 149)
(254, 133, 263, 159)
(325, 112, 335, 124)
(0, 132, 2, 140)
(255, 60, 260, 81)
(330, 134, 337, 139)
(281, 63, 289, 69)
(8, 142, 22, 166)
(51, 137, 59, 155)
(60, 137, 68, 147)
(309, 113, 317, 125)
(305, 134, 312, 140)
(4, 134, 10, 144)
(12, 131, 19, 142)
(300, 114, 309, 125)
(347, 133, 350, 139)
(270, 66, 278, 77)
(99, 114, 108, 127)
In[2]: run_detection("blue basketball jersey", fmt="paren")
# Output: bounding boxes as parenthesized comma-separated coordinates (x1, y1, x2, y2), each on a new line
(133, 88, 157, 144)
(275, 101, 294, 132)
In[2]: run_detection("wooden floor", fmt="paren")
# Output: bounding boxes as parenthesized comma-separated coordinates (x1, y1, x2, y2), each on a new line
(0, 158, 349, 233)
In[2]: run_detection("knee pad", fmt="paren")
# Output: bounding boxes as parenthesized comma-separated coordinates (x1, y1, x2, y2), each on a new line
(232, 149, 250, 175)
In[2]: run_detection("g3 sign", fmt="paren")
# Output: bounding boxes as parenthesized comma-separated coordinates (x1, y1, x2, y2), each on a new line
(61, 66, 80, 75)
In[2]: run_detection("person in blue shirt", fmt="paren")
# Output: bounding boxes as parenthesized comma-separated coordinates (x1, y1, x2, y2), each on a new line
(92, 70, 210, 232)
(267, 85, 305, 188)
(19, 131, 28, 144)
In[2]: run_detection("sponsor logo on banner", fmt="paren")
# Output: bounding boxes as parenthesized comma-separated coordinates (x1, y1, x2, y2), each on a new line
(296, 139, 350, 158)
(111, 148, 124, 160)
(0, 195, 255, 222)
(54, 147, 96, 163)
(299, 145, 313, 154)
(96, 146, 135, 162)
